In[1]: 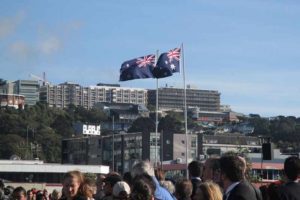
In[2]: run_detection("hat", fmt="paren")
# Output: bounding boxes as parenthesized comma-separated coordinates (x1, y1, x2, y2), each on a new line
(103, 175, 122, 187)
(112, 181, 131, 197)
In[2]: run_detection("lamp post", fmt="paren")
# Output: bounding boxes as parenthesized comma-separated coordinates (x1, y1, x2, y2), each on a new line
(112, 115, 115, 172)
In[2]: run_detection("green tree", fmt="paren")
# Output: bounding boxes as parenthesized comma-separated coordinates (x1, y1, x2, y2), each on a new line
(0, 134, 27, 159)
(158, 115, 182, 133)
(128, 117, 155, 133)
(249, 116, 270, 136)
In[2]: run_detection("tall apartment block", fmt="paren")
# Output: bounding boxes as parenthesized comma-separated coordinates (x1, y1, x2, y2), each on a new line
(40, 82, 147, 109)
(148, 86, 221, 111)
(13, 80, 40, 106)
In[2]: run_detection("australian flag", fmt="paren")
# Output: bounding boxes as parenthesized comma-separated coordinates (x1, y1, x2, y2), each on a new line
(152, 47, 181, 79)
(119, 54, 156, 81)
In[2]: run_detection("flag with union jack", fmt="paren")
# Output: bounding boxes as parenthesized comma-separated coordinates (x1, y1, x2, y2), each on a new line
(152, 47, 181, 79)
(119, 54, 156, 81)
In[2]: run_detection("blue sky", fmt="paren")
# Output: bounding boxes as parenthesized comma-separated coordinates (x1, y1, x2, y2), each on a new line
(1, 0, 300, 117)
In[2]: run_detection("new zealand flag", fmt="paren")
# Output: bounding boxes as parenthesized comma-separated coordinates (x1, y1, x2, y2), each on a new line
(152, 48, 181, 79)
(119, 54, 156, 81)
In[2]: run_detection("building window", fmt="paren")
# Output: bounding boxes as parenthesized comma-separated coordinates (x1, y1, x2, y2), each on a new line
(181, 140, 185, 144)
(181, 152, 185, 156)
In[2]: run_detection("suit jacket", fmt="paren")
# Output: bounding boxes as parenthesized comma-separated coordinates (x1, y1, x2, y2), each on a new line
(190, 178, 202, 199)
(279, 182, 300, 200)
(226, 181, 262, 200)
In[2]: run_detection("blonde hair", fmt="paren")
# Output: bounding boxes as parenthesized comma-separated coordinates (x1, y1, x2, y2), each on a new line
(63, 170, 85, 197)
(63, 170, 85, 185)
(82, 178, 96, 198)
(198, 181, 222, 200)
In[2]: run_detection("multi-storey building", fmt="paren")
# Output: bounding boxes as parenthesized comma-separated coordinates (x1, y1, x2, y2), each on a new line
(0, 94, 25, 109)
(62, 131, 199, 173)
(95, 102, 149, 131)
(13, 80, 39, 106)
(148, 86, 221, 111)
(0, 80, 14, 94)
(40, 82, 147, 109)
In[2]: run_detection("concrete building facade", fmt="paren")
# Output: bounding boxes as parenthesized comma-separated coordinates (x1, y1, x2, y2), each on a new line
(40, 82, 147, 109)
(61, 131, 199, 173)
(13, 80, 40, 106)
(148, 87, 221, 111)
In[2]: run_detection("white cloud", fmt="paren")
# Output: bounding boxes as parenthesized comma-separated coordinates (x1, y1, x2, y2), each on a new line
(8, 41, 33, 60)
(0, 11, 25, 39)
(38, 36, 62, 55)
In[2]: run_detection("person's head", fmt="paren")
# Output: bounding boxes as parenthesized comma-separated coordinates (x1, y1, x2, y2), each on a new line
(131, 174, 156, 200)
(193, 181, 222, 200)
(12, 187, 27, 200)
(160, 180, 175, 194)
(175, 179, 192, 200)
(122, 172, 132, 186)
(82, 177, 96, 198)
(42, 189, 48, 199)
(188, 161, 202, 178)
(112, 181, 131, 200)
(27, 190, 34, 200)
(131, 161, 155, 178)
(0, 179, 4, 190)
(51, 190, 61, 200)
(4, 186, 14, 196)
(96, 175, 106, 192)
(155, 168, 165, 181)
(202, 157, 220, 182)
(36, 191, 43, 200)
(62, 170, 85, 200)
(284, 156, 300, 181)
(103, 175, 122, 196)
(219, 155, 245, 186)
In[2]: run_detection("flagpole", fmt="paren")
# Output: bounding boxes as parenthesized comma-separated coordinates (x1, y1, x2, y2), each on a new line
(181, 43, 189, 178)
(155, 50, 159, 168)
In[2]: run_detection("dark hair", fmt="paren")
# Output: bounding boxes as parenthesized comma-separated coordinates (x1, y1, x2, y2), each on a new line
(103, 174, 122, 187)
(175, 179, 192, 200)
(284, 156, 300, 181)
(0, 179, 4, 190)
(219, 155, 244, 182)
(131, 174, 156, 200)
(12, 187, 27, 200)
(123, 172, 132, 186)
(188, 161, 202, 177)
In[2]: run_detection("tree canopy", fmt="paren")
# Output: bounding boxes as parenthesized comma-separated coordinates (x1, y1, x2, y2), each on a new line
(0, 103, 108, 162)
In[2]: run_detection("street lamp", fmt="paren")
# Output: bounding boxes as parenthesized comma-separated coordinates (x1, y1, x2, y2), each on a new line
(112, 115, 115, 172)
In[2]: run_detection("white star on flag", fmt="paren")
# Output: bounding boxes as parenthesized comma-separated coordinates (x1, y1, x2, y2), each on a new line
(170, 64, 176, 71)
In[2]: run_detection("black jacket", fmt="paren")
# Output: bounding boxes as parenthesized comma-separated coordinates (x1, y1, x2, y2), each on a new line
(279, 182, 300, 200)
(226, 181, 262, 200)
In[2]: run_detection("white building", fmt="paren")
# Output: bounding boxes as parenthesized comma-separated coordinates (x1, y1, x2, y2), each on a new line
(40, 82, 147, 109)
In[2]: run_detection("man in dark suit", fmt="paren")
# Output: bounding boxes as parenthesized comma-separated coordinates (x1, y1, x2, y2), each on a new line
(188, 160, 202, 199)
(219, 155, 262, 200)
(279, 156, 300, 200)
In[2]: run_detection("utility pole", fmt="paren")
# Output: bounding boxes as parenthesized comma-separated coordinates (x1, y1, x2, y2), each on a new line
(112, 115, 115, 172)
(26, 126, 29, 160)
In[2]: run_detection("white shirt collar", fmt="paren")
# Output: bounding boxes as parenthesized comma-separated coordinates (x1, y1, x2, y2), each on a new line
(191, 176, 202, 181)
(225, 181, 240, 197)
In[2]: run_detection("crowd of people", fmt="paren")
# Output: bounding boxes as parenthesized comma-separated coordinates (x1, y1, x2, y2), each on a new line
(0, 155, 299, 200)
